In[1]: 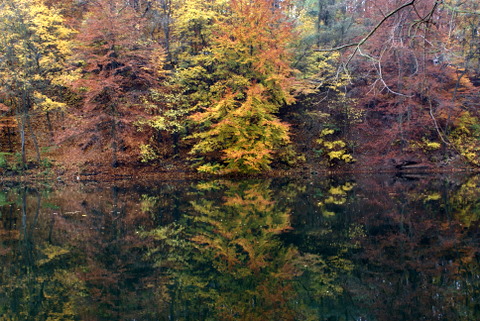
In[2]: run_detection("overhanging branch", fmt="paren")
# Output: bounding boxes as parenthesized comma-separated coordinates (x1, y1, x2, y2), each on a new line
(316, 0, 417, 65)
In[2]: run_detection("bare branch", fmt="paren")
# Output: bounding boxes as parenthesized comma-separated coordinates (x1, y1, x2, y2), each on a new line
(316, 0, 417, 60)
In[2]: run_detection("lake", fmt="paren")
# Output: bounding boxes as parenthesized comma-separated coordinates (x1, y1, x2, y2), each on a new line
(1, 173, 479, 320)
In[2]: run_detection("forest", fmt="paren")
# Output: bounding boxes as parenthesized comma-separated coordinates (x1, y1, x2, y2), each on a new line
(0, 0, 479, 176)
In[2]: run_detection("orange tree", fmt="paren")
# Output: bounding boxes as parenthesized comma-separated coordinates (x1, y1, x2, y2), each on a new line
(187, 0, 297, 174)
(73, 0, 161, 167)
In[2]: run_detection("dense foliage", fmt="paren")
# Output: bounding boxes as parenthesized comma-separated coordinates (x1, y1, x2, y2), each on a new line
(0, 0, 479, 174)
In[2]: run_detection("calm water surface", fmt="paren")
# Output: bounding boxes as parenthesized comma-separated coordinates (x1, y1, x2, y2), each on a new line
(1, 174, 479, 320)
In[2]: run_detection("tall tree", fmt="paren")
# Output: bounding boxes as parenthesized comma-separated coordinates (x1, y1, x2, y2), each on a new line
(0, 0, 74, 166)
(188, 0, 297, 174)
(74, 0, 161, 167)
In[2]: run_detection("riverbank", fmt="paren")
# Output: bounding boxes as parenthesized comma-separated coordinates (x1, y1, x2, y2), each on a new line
(1, 158, 478, 185)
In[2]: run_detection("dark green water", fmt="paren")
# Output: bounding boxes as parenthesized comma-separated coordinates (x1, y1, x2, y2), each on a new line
(1, 174, 479, 320)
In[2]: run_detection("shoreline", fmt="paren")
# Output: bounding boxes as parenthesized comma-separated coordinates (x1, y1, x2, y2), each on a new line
(0, 163, 478, 185)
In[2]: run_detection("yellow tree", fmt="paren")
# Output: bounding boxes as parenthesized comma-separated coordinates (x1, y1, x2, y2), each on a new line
(0, 0, 74, 166)
(189, 0, 297, 174)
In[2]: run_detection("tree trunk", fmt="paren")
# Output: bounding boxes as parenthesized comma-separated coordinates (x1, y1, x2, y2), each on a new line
(110, 105, 119, 168)
(26, 113, 41, 163)
(18, 113, 27, 168)
(46, 111, 54, 143)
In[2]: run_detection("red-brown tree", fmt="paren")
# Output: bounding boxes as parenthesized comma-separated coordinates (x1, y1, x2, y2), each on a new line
(71, 0, 162, 167)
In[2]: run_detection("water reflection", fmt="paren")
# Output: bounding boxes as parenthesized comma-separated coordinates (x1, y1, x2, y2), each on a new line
(0, 175, 478, 320)
(147, 180, 349, 320)
(347, 174, 480, 321)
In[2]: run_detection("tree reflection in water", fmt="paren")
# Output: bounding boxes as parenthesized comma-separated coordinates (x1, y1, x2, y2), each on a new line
(0, 187, 86, 320)
(345, 174, 480, 321)
(147, 179, 355, 320)
(0, 175, 479, 320)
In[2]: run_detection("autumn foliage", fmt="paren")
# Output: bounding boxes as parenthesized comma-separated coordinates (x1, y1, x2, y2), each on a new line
(188, 0, 297, 174)
(343, 0, 479, 168)
(0, 0, 479, 175)
(70, 0, 161, 167)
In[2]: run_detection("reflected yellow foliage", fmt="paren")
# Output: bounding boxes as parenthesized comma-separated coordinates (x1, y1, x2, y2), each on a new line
(190, 181, 293, 275)
(147, 179, 358, 320)
(317, 181, 356, 217)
